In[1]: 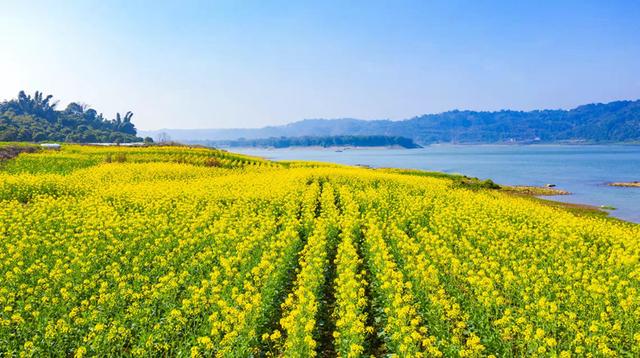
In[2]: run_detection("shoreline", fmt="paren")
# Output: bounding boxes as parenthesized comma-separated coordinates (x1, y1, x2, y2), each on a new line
(374, 168, 636, 224)
(497, 186, 617, 220)
(501, 185, 570, 196)
(214, 145, 419, 150)
(231, 148, 637, 223)
(234, 146, 639, 224)
(216, 142, 640, 150)
(425, 142, 640, 146)
(376, 167, 622, 221)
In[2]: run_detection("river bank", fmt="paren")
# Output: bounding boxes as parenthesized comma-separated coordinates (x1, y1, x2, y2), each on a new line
(234, 145, 640, 223)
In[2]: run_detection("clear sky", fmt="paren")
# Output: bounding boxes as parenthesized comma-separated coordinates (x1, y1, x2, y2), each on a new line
(1, 1, 639, 130)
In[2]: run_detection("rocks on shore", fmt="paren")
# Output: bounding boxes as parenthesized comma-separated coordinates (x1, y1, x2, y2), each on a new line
(503, 185, 570, 196)
(608, 181, 640, 188)
(0, 145, 40, 162)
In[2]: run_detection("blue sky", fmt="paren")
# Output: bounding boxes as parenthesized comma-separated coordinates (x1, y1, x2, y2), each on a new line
(1, 1, 639, 129)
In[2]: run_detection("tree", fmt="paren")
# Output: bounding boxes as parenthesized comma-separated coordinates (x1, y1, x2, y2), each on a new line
(32, 132, 47, 142)
(11, 91, 59, 122)
(0, 90, 144, 143)
(157, 132, 171, 143)
(0, 127, 18, 141)
(116, 111, 136, 135)
(65, 102, 85, 115)
(84, 108, 97, 122)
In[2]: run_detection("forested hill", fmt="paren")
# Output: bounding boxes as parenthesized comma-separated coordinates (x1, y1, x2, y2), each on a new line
(141, 99, 640, 144)
(0, 91, 144, 143)
(195, 135, 421, 149)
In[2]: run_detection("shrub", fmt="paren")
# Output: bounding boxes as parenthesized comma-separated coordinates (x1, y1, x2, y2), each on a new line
(204, 157, 221, 167)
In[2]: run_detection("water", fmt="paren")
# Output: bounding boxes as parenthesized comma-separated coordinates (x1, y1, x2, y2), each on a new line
(235, 145, 640, 223)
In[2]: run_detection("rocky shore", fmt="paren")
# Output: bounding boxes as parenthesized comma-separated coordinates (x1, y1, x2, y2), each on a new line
(608, 181, 640, 188)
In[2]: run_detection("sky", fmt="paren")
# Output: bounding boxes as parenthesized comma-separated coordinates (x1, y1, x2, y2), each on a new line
(1, 1, 639, 130)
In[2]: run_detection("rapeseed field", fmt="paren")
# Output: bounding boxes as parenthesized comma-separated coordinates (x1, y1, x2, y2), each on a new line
(1, 145, 639, 357)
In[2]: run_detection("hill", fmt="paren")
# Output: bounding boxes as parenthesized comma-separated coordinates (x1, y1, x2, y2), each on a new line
(0, 91, 145, 143)
(141, 99, 640, 144)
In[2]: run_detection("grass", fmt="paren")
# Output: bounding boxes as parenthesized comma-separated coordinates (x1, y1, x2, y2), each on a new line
(379, 168, 501, 190)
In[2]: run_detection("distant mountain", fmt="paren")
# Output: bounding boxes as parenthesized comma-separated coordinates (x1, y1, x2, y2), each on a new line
(140, 99, 640, 144)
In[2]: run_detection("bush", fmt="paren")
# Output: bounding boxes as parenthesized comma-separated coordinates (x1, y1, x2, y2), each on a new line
(482, 179, 501, 189)
(114, 153, 127, 163)
(204, 157, 221, 167)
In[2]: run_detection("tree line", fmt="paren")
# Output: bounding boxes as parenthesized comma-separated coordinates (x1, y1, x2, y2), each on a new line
(0, 91, 147, 143)
(200, 135, 422, 148)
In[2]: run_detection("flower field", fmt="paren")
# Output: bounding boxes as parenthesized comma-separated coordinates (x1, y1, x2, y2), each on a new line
(1, 144, 639, 357)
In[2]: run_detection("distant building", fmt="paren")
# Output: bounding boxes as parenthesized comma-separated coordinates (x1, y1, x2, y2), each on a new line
(40, 143, 61, 149)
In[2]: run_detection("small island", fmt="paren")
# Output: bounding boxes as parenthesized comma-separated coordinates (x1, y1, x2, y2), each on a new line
(608, 181, 640, 188)
(195, 135, 422, 149)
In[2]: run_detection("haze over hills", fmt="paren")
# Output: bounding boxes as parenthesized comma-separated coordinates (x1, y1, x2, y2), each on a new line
(140, 99, 640, 145)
